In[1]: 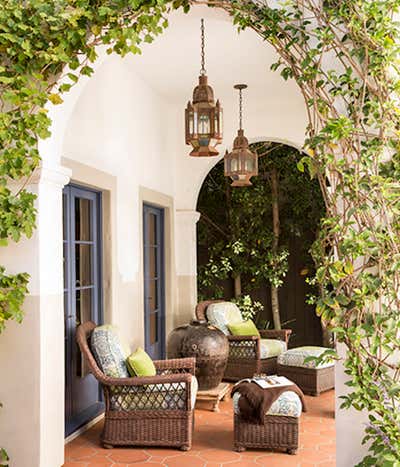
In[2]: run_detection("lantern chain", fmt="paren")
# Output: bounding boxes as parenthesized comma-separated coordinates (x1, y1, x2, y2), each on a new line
(200, 18, 206, 75)
(239, 87, 243, 130)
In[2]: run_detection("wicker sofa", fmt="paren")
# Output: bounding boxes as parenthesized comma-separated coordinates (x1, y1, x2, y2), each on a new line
(76, 321, 196, 450)
(195, 300, 292, 381)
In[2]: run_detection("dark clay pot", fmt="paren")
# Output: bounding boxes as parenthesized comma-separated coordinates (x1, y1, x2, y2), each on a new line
(167, 320, 229, 390)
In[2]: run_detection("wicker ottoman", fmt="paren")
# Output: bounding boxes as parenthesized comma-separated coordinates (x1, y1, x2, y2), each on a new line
(233, 390, 301, 454)
(277, 346, 335, 396)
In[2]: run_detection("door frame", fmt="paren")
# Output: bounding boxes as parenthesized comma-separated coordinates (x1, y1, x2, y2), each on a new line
(143, 202, 166, 359)
(63, 183, 104, 437)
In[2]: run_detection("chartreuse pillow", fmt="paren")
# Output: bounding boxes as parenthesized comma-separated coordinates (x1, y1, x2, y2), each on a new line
(228, 319, 260, 337)
(126, 347, 156, 377)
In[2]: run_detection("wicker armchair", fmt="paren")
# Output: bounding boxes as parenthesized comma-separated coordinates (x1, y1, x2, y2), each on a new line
(195, 300, 292, 381)
(76, 321, 196, 450)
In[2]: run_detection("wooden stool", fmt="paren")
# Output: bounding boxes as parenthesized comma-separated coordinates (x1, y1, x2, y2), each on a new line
(196, 382, 231, 412)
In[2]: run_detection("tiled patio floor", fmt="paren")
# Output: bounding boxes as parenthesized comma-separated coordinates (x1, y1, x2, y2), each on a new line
(64, 390, 335, 467)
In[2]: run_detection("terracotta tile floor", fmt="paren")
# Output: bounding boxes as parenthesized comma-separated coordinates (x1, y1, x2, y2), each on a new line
(64, 390, 335, 467)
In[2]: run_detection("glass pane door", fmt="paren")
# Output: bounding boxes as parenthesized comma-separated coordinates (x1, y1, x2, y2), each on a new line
(143, 204, 165, 359)
(64, 184, 103, 436)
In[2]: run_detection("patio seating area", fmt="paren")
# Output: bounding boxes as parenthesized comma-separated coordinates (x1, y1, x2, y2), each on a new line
(64, 389, 335, 466)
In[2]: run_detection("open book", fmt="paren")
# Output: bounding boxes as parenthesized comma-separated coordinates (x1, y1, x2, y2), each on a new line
(237, 375, 293, 390)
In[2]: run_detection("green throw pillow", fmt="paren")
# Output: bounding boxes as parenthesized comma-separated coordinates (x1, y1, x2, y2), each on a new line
(126, 347, 156, 377)
(228, 319, 260, 337)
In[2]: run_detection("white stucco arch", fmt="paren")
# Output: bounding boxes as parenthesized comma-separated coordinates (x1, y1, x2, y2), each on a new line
(0, 4, 369, 467)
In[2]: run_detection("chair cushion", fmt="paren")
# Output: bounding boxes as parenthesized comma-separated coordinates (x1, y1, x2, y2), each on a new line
(126, 347, 156, 377)
(228, 319, 260, 337)
(260, 339, 287, 359)
(110, 376, 198, 411)
(91, 325, 129, 378)
(233, 390, 302, 418)
(277, 346, 335, 369)
(206, 301, 243, 335)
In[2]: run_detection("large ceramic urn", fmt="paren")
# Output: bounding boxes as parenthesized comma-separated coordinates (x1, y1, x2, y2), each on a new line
(167, 320, 229, 390)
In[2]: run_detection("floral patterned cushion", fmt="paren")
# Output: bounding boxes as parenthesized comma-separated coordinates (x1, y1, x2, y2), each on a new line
(233, 390, 302, 418)
(277, 346, 335, 369)
(110, 376, 198, 411)
(260, 339, 287, 359)
(91, 325, 130, 378)
(206, 302, 243, 335)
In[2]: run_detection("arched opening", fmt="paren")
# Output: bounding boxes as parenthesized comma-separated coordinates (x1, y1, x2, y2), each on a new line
(196, 141, 327, 347)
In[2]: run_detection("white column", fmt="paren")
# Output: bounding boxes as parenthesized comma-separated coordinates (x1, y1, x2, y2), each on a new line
(0, 164, 71, 467)
(174, 210, 201, 327)
(336, 343, 369, 466)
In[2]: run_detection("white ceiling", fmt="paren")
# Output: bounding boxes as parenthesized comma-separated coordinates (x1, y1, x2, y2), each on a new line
(124, 5, 301, 111)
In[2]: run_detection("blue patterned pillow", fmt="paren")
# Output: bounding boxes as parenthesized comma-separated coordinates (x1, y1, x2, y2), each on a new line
(91, 325, 129, 378)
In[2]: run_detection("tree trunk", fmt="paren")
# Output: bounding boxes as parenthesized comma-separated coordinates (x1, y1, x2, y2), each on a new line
(321, 320, 333, 347)
(233, 274, 242, 299)
(271, 167, 282, 330)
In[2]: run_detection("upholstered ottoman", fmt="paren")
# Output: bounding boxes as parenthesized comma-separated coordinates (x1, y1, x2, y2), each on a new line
(277, 346, 335, 396)
(232, 390, 301, 454)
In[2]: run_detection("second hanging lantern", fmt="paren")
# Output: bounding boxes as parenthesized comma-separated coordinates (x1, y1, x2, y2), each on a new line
(224, 84, 258, 187)
(185, 19, 223, 157)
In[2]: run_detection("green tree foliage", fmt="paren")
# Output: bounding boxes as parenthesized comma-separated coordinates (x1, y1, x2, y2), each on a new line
(197, 143, 325, 307)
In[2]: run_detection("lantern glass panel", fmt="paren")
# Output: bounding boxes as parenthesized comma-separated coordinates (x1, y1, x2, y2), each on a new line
(188, 111, 194, 135)
(198, 113, 210, 134)
(193, 111, 198, 134)
(199, 136, 210, 147)
(240, 152, 246, 170)
(231, 156, 239, 173)
(245, 158, 254, 172)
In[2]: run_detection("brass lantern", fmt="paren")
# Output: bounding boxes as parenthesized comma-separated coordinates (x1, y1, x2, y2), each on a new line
(185, 19, 223, 157)
(224, 84, 258, 186)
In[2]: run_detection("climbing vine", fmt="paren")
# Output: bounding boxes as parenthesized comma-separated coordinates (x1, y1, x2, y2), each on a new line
(212, 1, 400, 464)
(1, 0, 400, 465)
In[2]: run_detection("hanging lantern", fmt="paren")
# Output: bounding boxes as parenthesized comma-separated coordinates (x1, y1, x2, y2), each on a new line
(185, 19, 223, 157)
(224, 84, 258, 187)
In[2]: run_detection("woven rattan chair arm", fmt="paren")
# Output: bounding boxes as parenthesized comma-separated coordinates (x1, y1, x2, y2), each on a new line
(154, 357, 196, 373)
(106, 373, 193, 412)
(259, 329, 292, 343)
(100, 372, 192, 387)
(227, 335, 260, 360)
(227, 335, 259, 342)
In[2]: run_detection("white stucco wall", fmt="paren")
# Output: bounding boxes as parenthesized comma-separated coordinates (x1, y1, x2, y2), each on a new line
(0, 5, 369, 466)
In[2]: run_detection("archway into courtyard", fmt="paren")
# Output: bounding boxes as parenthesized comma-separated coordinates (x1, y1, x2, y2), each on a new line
(196, 141, 327, 347)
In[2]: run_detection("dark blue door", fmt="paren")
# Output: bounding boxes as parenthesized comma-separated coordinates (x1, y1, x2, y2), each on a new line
(143, 204, 165, 359)
(63, 184, 104, 436)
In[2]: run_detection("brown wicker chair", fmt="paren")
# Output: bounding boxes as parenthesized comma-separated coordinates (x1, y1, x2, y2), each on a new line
(76, 321, 196, 450)
(195, 300, 292, 381)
